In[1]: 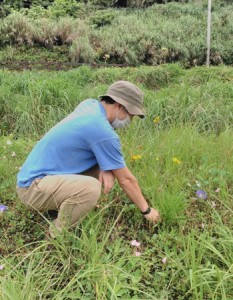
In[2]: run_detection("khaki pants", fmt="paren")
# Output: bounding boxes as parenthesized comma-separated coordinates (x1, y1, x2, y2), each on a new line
(16, 167, 101, 238)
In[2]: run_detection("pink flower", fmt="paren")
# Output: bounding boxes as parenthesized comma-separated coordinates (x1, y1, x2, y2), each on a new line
(135, 251, 141, 257)
(162, 257, 167, 264)
(0, 265, 4, 270)
(130, 240, 140, 247)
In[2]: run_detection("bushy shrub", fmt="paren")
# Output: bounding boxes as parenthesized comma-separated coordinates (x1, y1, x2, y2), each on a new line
(33, 18, 57, 47)
(1, 0, 53, 9)
(211, 10, 233, 65)
(0, 12, 35, 46)
(69, 37, 95, 63)
(33, 17, 90, 47)
(19, 5, 50, 19)
(127, 0, 159, 8)
(0, 13, 90, 48)
(90, 10, 115, 28)
(0, 4, 12, 18)
(54, 18, 89, 45)
(90, 0, 115, 8)
(47, 0, 82, 18)
(94, 15, 148, 65)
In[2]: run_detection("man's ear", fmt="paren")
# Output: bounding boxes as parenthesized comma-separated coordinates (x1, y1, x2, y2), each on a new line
(117, 103, 123, 109)
(113, 102, 121, 109)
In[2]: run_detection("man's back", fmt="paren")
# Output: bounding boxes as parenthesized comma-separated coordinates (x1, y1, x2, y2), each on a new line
(17, 99, 125, 187)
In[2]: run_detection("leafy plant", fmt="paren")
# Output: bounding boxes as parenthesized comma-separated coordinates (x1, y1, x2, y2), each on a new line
(47, 0, 82, 18)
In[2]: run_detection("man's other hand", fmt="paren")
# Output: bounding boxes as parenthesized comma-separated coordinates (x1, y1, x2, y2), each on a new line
(144, 208, 161, 223)
(99, 170, 115, 194)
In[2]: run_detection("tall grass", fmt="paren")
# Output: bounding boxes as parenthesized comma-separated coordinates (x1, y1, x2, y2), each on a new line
(0, 64, 232, 136)
(0, 202, 232, 299)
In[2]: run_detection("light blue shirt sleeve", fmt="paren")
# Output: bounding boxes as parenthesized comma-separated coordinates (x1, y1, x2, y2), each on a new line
(91, 138, 126, 171)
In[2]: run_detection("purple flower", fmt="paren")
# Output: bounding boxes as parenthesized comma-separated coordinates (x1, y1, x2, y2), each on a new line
(196, 190, 207, 200)
(0, 205, 8, 213)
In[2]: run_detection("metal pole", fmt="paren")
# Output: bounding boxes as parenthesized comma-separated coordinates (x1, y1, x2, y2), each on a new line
(206, 0, 212, 67)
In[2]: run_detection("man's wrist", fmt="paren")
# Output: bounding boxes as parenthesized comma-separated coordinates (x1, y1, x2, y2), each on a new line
(141, 207, 151, 215)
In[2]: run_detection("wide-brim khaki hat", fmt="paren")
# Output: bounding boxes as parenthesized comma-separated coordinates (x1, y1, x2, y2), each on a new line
(99, 80, 145, 118)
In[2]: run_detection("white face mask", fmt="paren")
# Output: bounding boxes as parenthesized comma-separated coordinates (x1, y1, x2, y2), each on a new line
(111, 107, 131, 128)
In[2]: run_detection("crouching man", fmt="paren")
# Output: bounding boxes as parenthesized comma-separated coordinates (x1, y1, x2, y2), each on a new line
(16, 80, 161, 238)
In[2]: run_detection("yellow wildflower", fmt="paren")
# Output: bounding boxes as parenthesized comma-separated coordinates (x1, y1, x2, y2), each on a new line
(153, 116, 160, 124)
(172, 157, 182, 164)
(156, 156, 160, 161)
(131, 155, 142, 160)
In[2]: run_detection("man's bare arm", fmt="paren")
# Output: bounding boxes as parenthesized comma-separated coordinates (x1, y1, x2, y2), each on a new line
(112, 167, 161, 223)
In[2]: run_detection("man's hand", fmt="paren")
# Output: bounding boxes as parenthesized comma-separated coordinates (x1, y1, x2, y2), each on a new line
(144, 208, 161, 223)
(99, 170, 115, 194)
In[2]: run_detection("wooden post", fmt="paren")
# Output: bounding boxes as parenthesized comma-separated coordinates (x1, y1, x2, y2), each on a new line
(206, 0, 212, 67)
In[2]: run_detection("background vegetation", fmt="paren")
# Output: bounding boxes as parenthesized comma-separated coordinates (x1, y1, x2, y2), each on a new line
(0, 64, 233, 136)
(0, 0, 232, 66)
(0, 64, 233, 299)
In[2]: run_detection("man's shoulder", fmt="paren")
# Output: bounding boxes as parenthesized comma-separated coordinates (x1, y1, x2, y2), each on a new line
(78, 99, 116, 136)
(88, 115, 118, 142)
(74, 98, 99, 114)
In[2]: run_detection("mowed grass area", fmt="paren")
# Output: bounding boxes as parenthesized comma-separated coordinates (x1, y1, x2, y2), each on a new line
(0, 64, 232, 299)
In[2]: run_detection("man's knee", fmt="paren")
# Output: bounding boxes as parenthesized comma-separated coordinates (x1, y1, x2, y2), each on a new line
(60, 176, 101, 209)
(87, 178, 101, 206)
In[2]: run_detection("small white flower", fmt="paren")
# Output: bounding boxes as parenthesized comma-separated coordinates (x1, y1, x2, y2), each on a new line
(0, 265, 4, 270)
(211, 201, 216, 208)
(11, 152, 16, 157)
(135, 251, 141, 257)
(6, 140, 12, 145)
(201, 223, 205, 229)
(162, 257, 167, 264)
(195, 181, 201, 187)
(215, 188, 220, 193)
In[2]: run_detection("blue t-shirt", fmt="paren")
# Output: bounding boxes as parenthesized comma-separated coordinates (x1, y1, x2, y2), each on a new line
(17, 99, 126, 187)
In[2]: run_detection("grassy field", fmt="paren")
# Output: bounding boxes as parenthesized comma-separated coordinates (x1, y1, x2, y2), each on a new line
(0, 64, 233, 299)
